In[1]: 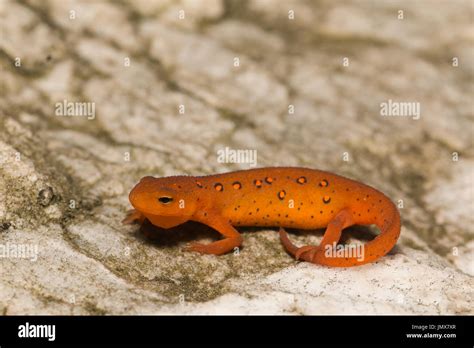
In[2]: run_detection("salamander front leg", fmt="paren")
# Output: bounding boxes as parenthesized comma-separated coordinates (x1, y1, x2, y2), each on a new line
(184, 215, 243, 255)
(279, 209, 354, 263)
(122, 209, 146, 225)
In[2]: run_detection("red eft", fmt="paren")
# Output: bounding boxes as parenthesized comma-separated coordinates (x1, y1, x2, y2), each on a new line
(123, 167, 401, 267)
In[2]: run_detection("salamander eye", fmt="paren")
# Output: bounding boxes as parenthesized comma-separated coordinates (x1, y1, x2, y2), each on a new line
(158, 196, 173, 204)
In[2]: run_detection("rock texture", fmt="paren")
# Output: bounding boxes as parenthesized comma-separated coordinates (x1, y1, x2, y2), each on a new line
(0, 0, 472, 314)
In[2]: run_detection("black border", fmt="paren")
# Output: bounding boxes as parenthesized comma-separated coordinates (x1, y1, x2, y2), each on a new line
(0, 315, 472, 346)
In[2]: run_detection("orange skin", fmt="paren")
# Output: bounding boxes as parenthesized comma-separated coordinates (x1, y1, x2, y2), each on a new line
(123, 167, 401, 267)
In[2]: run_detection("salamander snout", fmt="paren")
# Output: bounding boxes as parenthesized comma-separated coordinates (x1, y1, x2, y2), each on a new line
(128, 176, 197, 225)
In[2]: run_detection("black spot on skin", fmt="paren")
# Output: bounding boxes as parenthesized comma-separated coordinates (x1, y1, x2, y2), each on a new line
(232, 181, 242, 190)
(319, 179, 329, 187)
(278, 190, 286, 200)
(297, 176, 307, 184)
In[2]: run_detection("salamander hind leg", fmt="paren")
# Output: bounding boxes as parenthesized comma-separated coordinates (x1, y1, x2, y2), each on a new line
(279, 209, 354, 263)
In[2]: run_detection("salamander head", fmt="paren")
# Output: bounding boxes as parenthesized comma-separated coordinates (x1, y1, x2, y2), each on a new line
(129, 176, 197, 229)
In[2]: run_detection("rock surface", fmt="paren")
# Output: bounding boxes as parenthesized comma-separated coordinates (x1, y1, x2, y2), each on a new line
(0, 0, 472, 314)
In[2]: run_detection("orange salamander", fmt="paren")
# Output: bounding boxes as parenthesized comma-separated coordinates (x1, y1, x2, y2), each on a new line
(123, 167, 401, 267)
